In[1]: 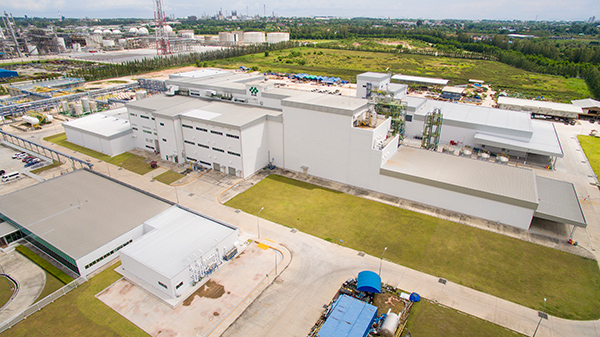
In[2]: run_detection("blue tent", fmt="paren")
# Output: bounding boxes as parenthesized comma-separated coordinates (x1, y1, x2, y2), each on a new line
(356, 270, 381, 294)
(0, 68, 18, 79)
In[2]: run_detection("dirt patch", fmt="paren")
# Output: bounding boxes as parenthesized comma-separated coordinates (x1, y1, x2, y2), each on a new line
(182, 280, 226, 306)
(373, 292, 405, 316)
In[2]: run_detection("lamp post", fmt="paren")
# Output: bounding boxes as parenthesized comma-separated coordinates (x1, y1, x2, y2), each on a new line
(544, 298, 547, 312)
(257, 206, 264, 239)
(379, 246, 388, 276)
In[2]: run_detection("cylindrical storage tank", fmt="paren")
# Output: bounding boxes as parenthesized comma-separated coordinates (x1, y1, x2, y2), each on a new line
(69, 102, 76, 114)
(44, 114, 53, 122)
(102, 40, 115, 47)
(112, 29, 121, 35)
(22, 115, 40, 125)
(243, 32, 265, 44)
(135, 90, 147, 100)
(380, 313, 400, 337)
(102, 29, 111, 35)
(118, 38, 127, 45)
(74, 103, 83, 115)
(89, 101, 97, 112)
(93, 29, 103, 34)
(128, 27, 138, 34)
(81, 97, 90, 112)
(61, 101, 69, 112)
(266, 32, 290, 44)
(219, 32, 235, 43)
(137, 27, 149, 35)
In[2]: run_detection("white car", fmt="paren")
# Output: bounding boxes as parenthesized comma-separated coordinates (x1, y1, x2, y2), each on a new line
(12, 152, 26, 159)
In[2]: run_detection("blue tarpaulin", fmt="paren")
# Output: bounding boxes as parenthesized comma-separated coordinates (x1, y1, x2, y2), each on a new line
(356, 270, 381, 294)
(409, 292, 421, 302)
(0, 68, 18, 79)
(317, 294, 378, 337)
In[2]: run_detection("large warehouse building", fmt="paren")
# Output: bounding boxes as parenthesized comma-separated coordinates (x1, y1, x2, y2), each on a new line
(119, 69, 587, 231)
(0, 170, 240, 283)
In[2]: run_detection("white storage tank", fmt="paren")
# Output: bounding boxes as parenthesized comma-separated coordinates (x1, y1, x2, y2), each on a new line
(81, 97, 90, 112)
(266, 32, 290, 44)
(89, 101, 97, 112)
(61, 101, 69, 113)
(128, 27, 138, 34)
(102, 40, 115, 47)
(44, 114, 53, 122)
(243, 31, 265, 44)
(137, 27, 149, 36)
(102, 29, 112, 35)
(74, 103, 83, 115)
(380, 312, 400, 337)
(219, 32, 235, 43)
(22, 115, 39, 125)
(135, 90, 147, 100)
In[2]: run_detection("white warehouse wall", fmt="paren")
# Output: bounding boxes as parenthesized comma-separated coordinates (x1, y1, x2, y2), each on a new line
(120, 252, 176, 298)
(241, 120, 269, 178)
(267, 119, 284, 168)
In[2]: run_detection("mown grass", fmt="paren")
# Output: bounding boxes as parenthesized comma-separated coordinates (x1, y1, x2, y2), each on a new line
(578, 135, 600, 180)
(154, 170, 184, 185)
(206, 46, 590, 102)
(0, 275, 15, 308)
(15, 246, 73, 284)
(225, 175, 600, 320)
(3, 262, 148, 337)
(34, 271, 65, 303)
(43, 133, 155, 175)
(401, 300, 526, 337)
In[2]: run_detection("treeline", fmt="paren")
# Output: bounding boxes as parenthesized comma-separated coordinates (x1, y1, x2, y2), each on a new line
(67, 41, 301, 81)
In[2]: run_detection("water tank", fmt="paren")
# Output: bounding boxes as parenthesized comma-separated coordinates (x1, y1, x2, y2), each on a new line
(61, 101, 69, 112)
(135, 90, 148, 100)
(112, 29, 121, 35)
(164, 25, 173, 33)
(266, 32, 290, 44)
(243, 31, 265, 44)
(22, 115, 40, 125)
(102, 29, 111, 35)
(138, 27, 149, 35)
(93, 29, 103, 34)
(81, 97, 90, 112)
(89, 101, 97, 112)
(380, 312, 400, 337)
(74, 103, 83, 115)
(102, 40, 115, 47)
(128, 27, 138, 34)
(219, 32, 235, 43)
(44, 114, 53, 122)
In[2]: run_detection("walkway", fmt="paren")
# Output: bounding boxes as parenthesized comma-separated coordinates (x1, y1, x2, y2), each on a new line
(0, 251, 45, 323)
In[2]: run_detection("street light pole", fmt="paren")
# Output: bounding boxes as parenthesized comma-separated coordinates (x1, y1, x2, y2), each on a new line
(257, 206, 264, 239)
(544, 298, 547, 312)
(379, 246, 388, 276)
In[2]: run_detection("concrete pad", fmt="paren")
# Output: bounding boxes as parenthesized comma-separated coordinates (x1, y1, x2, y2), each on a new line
(0, 251, 46, 322)
(97, 242, 287, 337)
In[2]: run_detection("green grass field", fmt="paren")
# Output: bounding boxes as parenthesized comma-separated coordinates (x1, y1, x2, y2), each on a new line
(44, 133, 155, 175)
(35, 271, 65, 303)
(0, 276, 15, 309)
(401, 300, 526, 337)
(225, 175, 600, 320)
(16, 246, 73, 284)
(3, 262, 147, 337)
(206, 46, 590, 102)
(154, 170, 185, 185)
(578, 135, 600, 179)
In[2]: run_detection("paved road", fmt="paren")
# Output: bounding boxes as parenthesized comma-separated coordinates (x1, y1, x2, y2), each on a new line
(4, 120, 600, 337)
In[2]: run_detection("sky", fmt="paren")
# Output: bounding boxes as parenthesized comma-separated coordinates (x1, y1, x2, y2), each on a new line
(2, 0, 599, 22)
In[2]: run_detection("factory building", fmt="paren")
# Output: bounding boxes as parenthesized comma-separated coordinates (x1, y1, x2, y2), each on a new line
(0, 169, 240, 289)
(441, 86, 465, 101)
(391, 74, 449, 88)
(572, 98, 600, 118)
(356, 72, 407, 99)
(63, 108, 134, 156)
(497, 96, 583, 120)
(120, 69, 586, 231)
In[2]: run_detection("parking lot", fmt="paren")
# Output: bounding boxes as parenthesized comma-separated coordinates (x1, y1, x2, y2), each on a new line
(0, 145, 39, 194)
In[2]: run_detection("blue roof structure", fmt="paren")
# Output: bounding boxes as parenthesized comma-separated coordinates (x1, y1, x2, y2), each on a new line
(0, 68, 18, 79)
(317, 294, 377, 337)
(356, 271, 381, 294)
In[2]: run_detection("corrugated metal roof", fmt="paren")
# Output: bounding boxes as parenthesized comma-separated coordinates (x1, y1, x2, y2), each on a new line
(282, 92, 368, 116)
(535, 176, 586, 227)
(498, 97, 583, 114)
(391, 74, 449, 85)
(0, 170, 172, 259)
(357, 72, 391, 80)
(572, 98, 600, 109)
(380, 146, 539, 208)
(474, 120, 563, 157)
(317, 294, 378, 337)
(119, 206, 237, 278)
(63, 112, 132, 139)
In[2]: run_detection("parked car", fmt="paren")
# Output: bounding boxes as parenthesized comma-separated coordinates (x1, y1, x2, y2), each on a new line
(22, 156, 34, 163)
(24, 159, 41, 167)
(12, 152, 26, 159)
(1, 171, 19, 182)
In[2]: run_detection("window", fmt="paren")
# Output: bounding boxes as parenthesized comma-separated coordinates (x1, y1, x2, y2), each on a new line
(182, 124, 193, 129)
(199, 160, 211, 166)
(158, 282, 168, 289)
(162, 138, 167, 142)
(226, 134, 239, 139)
(186, 157, 196, 161)
(84, 239, 132, 269)
(212, 147, 224, 153)
(228, 151, 241, 157)
(129, 113, 137, 117)
(132, 127, 138, 131)
(211, 130, 223, 135)
(176, 281, 184, 289)
(145, 145, 155, 150)
(140, 115, 150, 120)
(405, 115, 413, 122)
(143, 130, 152, 134)
(184, 140, 195, 145)
(196, 127, 207, 132)
(151, 117, 155, 120)
(198, 143, 209, 149)
(160, 122, 165, 126)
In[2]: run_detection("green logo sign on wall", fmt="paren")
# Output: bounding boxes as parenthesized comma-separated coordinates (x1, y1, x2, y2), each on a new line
(249, 87, 259, 96)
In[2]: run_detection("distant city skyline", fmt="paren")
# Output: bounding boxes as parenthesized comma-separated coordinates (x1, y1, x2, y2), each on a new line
(3, 0, 599, 22)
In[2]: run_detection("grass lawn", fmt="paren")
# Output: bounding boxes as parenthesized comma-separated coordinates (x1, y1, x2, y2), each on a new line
(35, 271, 65, 303)
(154, 170, 184, 185)
(225, 175, 600, 320)
(3, 262, 148, 337)
(578, 135, 600, 179)
(206, 46, 590, 102)
(43, 133, 155, 175)
(0, 275, 15, 308)
(15, 246, 73, 284)
(401, 300, 526, 337)
(30, 160, 62, 174)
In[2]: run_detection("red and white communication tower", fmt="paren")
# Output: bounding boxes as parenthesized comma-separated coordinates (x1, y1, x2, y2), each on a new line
(153, 0, 171, 55)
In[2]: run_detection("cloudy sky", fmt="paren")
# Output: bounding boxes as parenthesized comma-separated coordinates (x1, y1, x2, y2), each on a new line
(3, 0, 599, 21)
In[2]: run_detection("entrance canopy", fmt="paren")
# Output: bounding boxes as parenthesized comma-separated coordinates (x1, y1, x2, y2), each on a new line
(534, 176, 587, 228)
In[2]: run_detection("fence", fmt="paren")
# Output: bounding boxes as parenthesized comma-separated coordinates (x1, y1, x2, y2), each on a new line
(0, 276, 87, 333)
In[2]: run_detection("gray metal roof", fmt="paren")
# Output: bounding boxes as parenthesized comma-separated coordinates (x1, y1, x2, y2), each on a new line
(281, 92, 368, 116)
(572, 98, 600, 109)
(391, 74, 449, 86)
(0, 221, 18, 237)
(357, 72, 391, 80)
(180, 101, 281, 128)
(119, 206, 237, 278)
(63, 112, 133, 139)
(498, 97, 583, 114)
(534, 176, 586, 227)
(0, 170, 172, 259)
(380, 146, 539, 208)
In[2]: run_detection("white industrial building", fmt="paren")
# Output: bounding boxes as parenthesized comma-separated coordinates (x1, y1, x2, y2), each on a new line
(356, 72, 408, 99)
(497, 96, 583, 120)
(63, 107, 134, 156)
(120, 69, 586, 231)
(572, 98, 600, 118)
(119, 206, 239, 300)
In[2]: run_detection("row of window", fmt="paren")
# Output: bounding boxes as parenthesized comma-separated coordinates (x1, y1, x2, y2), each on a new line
(158, 281, 168, 289)
(130, 113, 154, 121)
(184, 140, 241, 157)
(84, 239, 133, 270)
